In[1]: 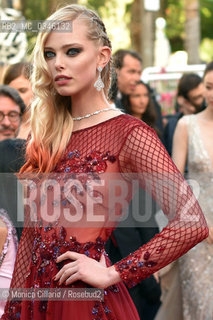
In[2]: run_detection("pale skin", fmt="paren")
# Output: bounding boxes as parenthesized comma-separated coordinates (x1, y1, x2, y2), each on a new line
(177, 83, 205, 115)
(9, 75, 33, 108)
(129, 82, 149, 119)
(9, 75, 33, 139)
(0, 96, 21, 141)
(44, 19, 122, 288)
(177, 96, 197, 115)
(0, 219, 7, 256)
(173, 70, 213, 244)
(54, 251, 120, 288)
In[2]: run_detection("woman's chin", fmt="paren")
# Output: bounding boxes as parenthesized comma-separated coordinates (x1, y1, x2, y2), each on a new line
(56, 88, 75, 96)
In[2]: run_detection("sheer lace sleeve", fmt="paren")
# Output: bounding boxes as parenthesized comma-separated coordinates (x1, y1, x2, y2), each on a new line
(8, 208, 34, 289)
(114, 123, 208, 288)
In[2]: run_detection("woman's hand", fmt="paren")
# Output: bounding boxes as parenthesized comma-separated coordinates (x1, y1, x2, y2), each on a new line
(54, 251, 121, 289)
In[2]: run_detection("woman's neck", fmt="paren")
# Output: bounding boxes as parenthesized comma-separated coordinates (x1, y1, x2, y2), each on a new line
(70, 89, 121, 131)
(198, 105, 213, 121)
(71, 89, 110, 118)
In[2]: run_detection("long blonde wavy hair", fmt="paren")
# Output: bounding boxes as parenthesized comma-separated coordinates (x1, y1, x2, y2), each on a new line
(20, 4, 112, 173)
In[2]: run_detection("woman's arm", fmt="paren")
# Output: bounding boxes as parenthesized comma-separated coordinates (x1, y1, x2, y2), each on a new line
(172, 117, 188, 174)
(114, 123, 208, 288)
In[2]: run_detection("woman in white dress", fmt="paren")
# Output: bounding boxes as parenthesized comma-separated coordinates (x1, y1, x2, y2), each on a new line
(172, 61, 213, 320)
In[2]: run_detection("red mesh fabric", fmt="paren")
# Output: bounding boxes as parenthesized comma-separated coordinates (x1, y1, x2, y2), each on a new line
(115, 123, 208, 287)
(2, 206, 35, 316)
(2, 114, 208, 318)
(6, 206, 35, 289)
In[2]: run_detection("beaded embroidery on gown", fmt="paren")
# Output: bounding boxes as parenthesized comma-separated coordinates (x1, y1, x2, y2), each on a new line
(179, 115, 213, 320)
(1, 114, 208, 320)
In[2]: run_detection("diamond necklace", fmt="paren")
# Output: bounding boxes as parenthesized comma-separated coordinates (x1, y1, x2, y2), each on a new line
(72, 107, 117, 121)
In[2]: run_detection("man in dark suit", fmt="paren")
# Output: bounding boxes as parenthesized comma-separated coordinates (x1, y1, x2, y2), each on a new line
(0, 138, 26, 241)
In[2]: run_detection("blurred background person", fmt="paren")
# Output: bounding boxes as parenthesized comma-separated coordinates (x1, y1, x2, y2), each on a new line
(111, 49, 164, 139)
(3, 62, 33, 107)
(0, 85, 25, 141)
(124, 80, 161, 137)
(0, 209, 18, 318)
(171, 61, 213, 319)
(2, 62, 33, 140)
(164, 73, 205, 156)
(0, 64, 32, 240)
(0, 69, 29, 239)
(0, 82, 25, 239)
(175, 73, 205, 114)
(112, 49, 143, 109)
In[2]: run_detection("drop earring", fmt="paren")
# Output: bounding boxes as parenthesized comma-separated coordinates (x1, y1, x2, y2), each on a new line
(94, 66, 104, 91)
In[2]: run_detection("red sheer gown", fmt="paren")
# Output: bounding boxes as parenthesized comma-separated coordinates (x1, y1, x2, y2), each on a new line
(2, 114, 208, 320)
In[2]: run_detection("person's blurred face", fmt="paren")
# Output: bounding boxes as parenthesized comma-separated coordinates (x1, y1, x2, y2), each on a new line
(9, 75, 33, 107)
(178, 83, 205, 115)
(0, 96, 21, 141)
(203, 70, 213, 108)
(129, 83, 149, 119)
(116, 55, 142, 95)
(187, 83, 204, 111)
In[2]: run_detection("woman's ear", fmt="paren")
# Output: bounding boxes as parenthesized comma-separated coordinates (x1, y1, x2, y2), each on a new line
(97, 46, 111, 69)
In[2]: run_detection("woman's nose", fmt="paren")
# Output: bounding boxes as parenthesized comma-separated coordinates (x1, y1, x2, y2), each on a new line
(55, 55, 65, 70)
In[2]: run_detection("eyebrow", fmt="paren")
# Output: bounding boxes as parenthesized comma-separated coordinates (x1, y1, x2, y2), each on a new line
(44, 43, 83, 50)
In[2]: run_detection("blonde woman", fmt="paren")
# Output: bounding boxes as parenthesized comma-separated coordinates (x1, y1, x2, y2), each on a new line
(2, 5, 208, 320)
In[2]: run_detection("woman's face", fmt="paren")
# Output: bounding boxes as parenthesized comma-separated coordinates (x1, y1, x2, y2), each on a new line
(129, 83, 149, 117)
(203, 70, 213, 108)
(44, 20, 102, 97)
(9, 75, 33, 107)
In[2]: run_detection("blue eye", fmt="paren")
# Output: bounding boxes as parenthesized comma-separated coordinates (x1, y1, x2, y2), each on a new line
(44, 51, 55, 59)
(67, 48, 81, 56)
